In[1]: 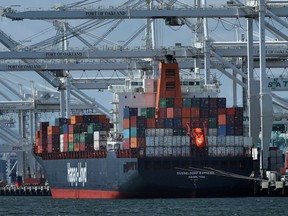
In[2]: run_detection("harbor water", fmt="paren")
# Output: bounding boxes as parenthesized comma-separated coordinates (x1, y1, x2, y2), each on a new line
(0, 196, 287, 216)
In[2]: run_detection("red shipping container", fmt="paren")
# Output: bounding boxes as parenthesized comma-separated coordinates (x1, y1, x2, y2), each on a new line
(79, 143, 86, 151)
(39, 122, 49, 131)
(123, 139, 130, 149)
(146, 118, 156, 128)
(130, 137, 146, 148)
(63, 134, 69, 143)
(209, 108, 218, 117)
(47, 126, 60, 135)
(167, 108, 174, 118)
(98, 115, 107, 123)
(123, 118, 130, 129)
(63, 143, 69, 152)
(68, 134, 74, 143)
(218, 114, 226, 125)
(35, 131, 40, 139)
(182, 108, 191, 118)
(218, 108, 226, 115)
(70, 115, 83, 124)
(174, 97, 183, 108)
(74, 143, 80, 151)
(226, 107, 236, 115)
(158, 108, 167, 118)
(182, 118, 191, 128)
(191, 108, 200, 118)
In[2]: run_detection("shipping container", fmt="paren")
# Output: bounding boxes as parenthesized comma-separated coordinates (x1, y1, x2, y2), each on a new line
(146, 118, 156, 128)
(70, 115, 84, 124)
(47, 126, 60, 135)
(191, 98, 200, 107)
(123, 107, 138, 118)
(182, 98, 192, 108)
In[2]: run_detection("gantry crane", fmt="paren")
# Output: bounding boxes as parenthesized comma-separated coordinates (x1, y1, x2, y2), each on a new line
(0, 0, 288, 180)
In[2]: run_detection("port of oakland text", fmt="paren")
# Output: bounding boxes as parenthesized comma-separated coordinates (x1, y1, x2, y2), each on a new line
(85, 10, 127, 17)
(67, 162, 87, 187)
(45, 52, 83, 57)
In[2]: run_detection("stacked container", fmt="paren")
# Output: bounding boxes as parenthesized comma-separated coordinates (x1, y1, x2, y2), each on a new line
(35, 114, 111, 154)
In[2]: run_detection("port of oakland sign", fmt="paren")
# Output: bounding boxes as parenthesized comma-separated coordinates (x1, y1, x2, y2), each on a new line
(67, 162, 87, 187)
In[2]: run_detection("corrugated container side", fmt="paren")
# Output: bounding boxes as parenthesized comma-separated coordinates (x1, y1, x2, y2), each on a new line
(208, 118, 218, 128)
(164, 128, 173, 136)
(122, 139, 130, 149)
(191, 98, 200, 107)
(68, 142, 74, 151)
(226, 107, 236, 115)
(146, 129, 156, 136)
(182, 98, 192, 108)
(146, 108, 155, 118)
(226, 115, 235, 125)
(55, 118, 68, 126)
(130, 137, 146, 148)
(130, 127, 145, 137)
(218, 114, 226, 125)
(200, 98, 209, 108)
(174, 108, 182, 118)
(70, 115, 84, 125)
(209, 98, 218, 108)
(200, 108, 209, 118)
(167, 108, 174, 118)
(226, 125, 235, 135)
(182, 108, 191, 118)
(164, 118, 174, 128)
(146, 118, 156, 128)
(158, 108, 167, 118)
(218, 125, 226, 136)
(47, 126, 60, 135)
(209, 108, 218, 118)
(182, 118, 190, 128)
(191, 108, 200, 118)
(155, 118, 165, 128)
(166, 98, 175, 108)
(173, 118, 182, 129)
(217, 98, 226, 108)
(174, 97, 183, 108)
(123, 107, 138, 118)
(39, 122, 49, 131)
(159, 98, 167, 108)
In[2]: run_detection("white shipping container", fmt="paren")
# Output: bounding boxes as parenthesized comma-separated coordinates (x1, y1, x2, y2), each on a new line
(60, 142, 64, 152)
(146, 136, 155, 146)
(146, 129, 156, 136)
(155, 147, 164, 156)
(155, 129, 165, 136)
(217, 136, 226, 146)
(234, 136, 244, 146)
(208, 128, 217, 136)
(181, 136, 190, 146)
(158, 136, 164, 145)
(244, 136, 253, 147)
(146, 147, 155, 157)
(164, 136, 173, 146)
(226, 136, 235, 146)
(164, 129, 173, 136)
(94, 140, 100, 150)
(93, 131, 107, 141)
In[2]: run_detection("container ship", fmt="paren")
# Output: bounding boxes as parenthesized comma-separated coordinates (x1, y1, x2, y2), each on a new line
(33, 55, 256, 198)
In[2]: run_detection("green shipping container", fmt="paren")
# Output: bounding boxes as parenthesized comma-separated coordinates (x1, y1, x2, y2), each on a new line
(182, 98, 192, 108)
(159, 98, 166, 108)
(80, 133, 93, 143)
(140, 108, 147, 117)
(146, 108, 155, 118)
(87, 123, 95, 133)
(68, 142, 74, 152)
(73, 133, 80, 143)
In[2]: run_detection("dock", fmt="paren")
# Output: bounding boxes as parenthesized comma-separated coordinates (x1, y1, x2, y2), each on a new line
(0, 185, 51, 196)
